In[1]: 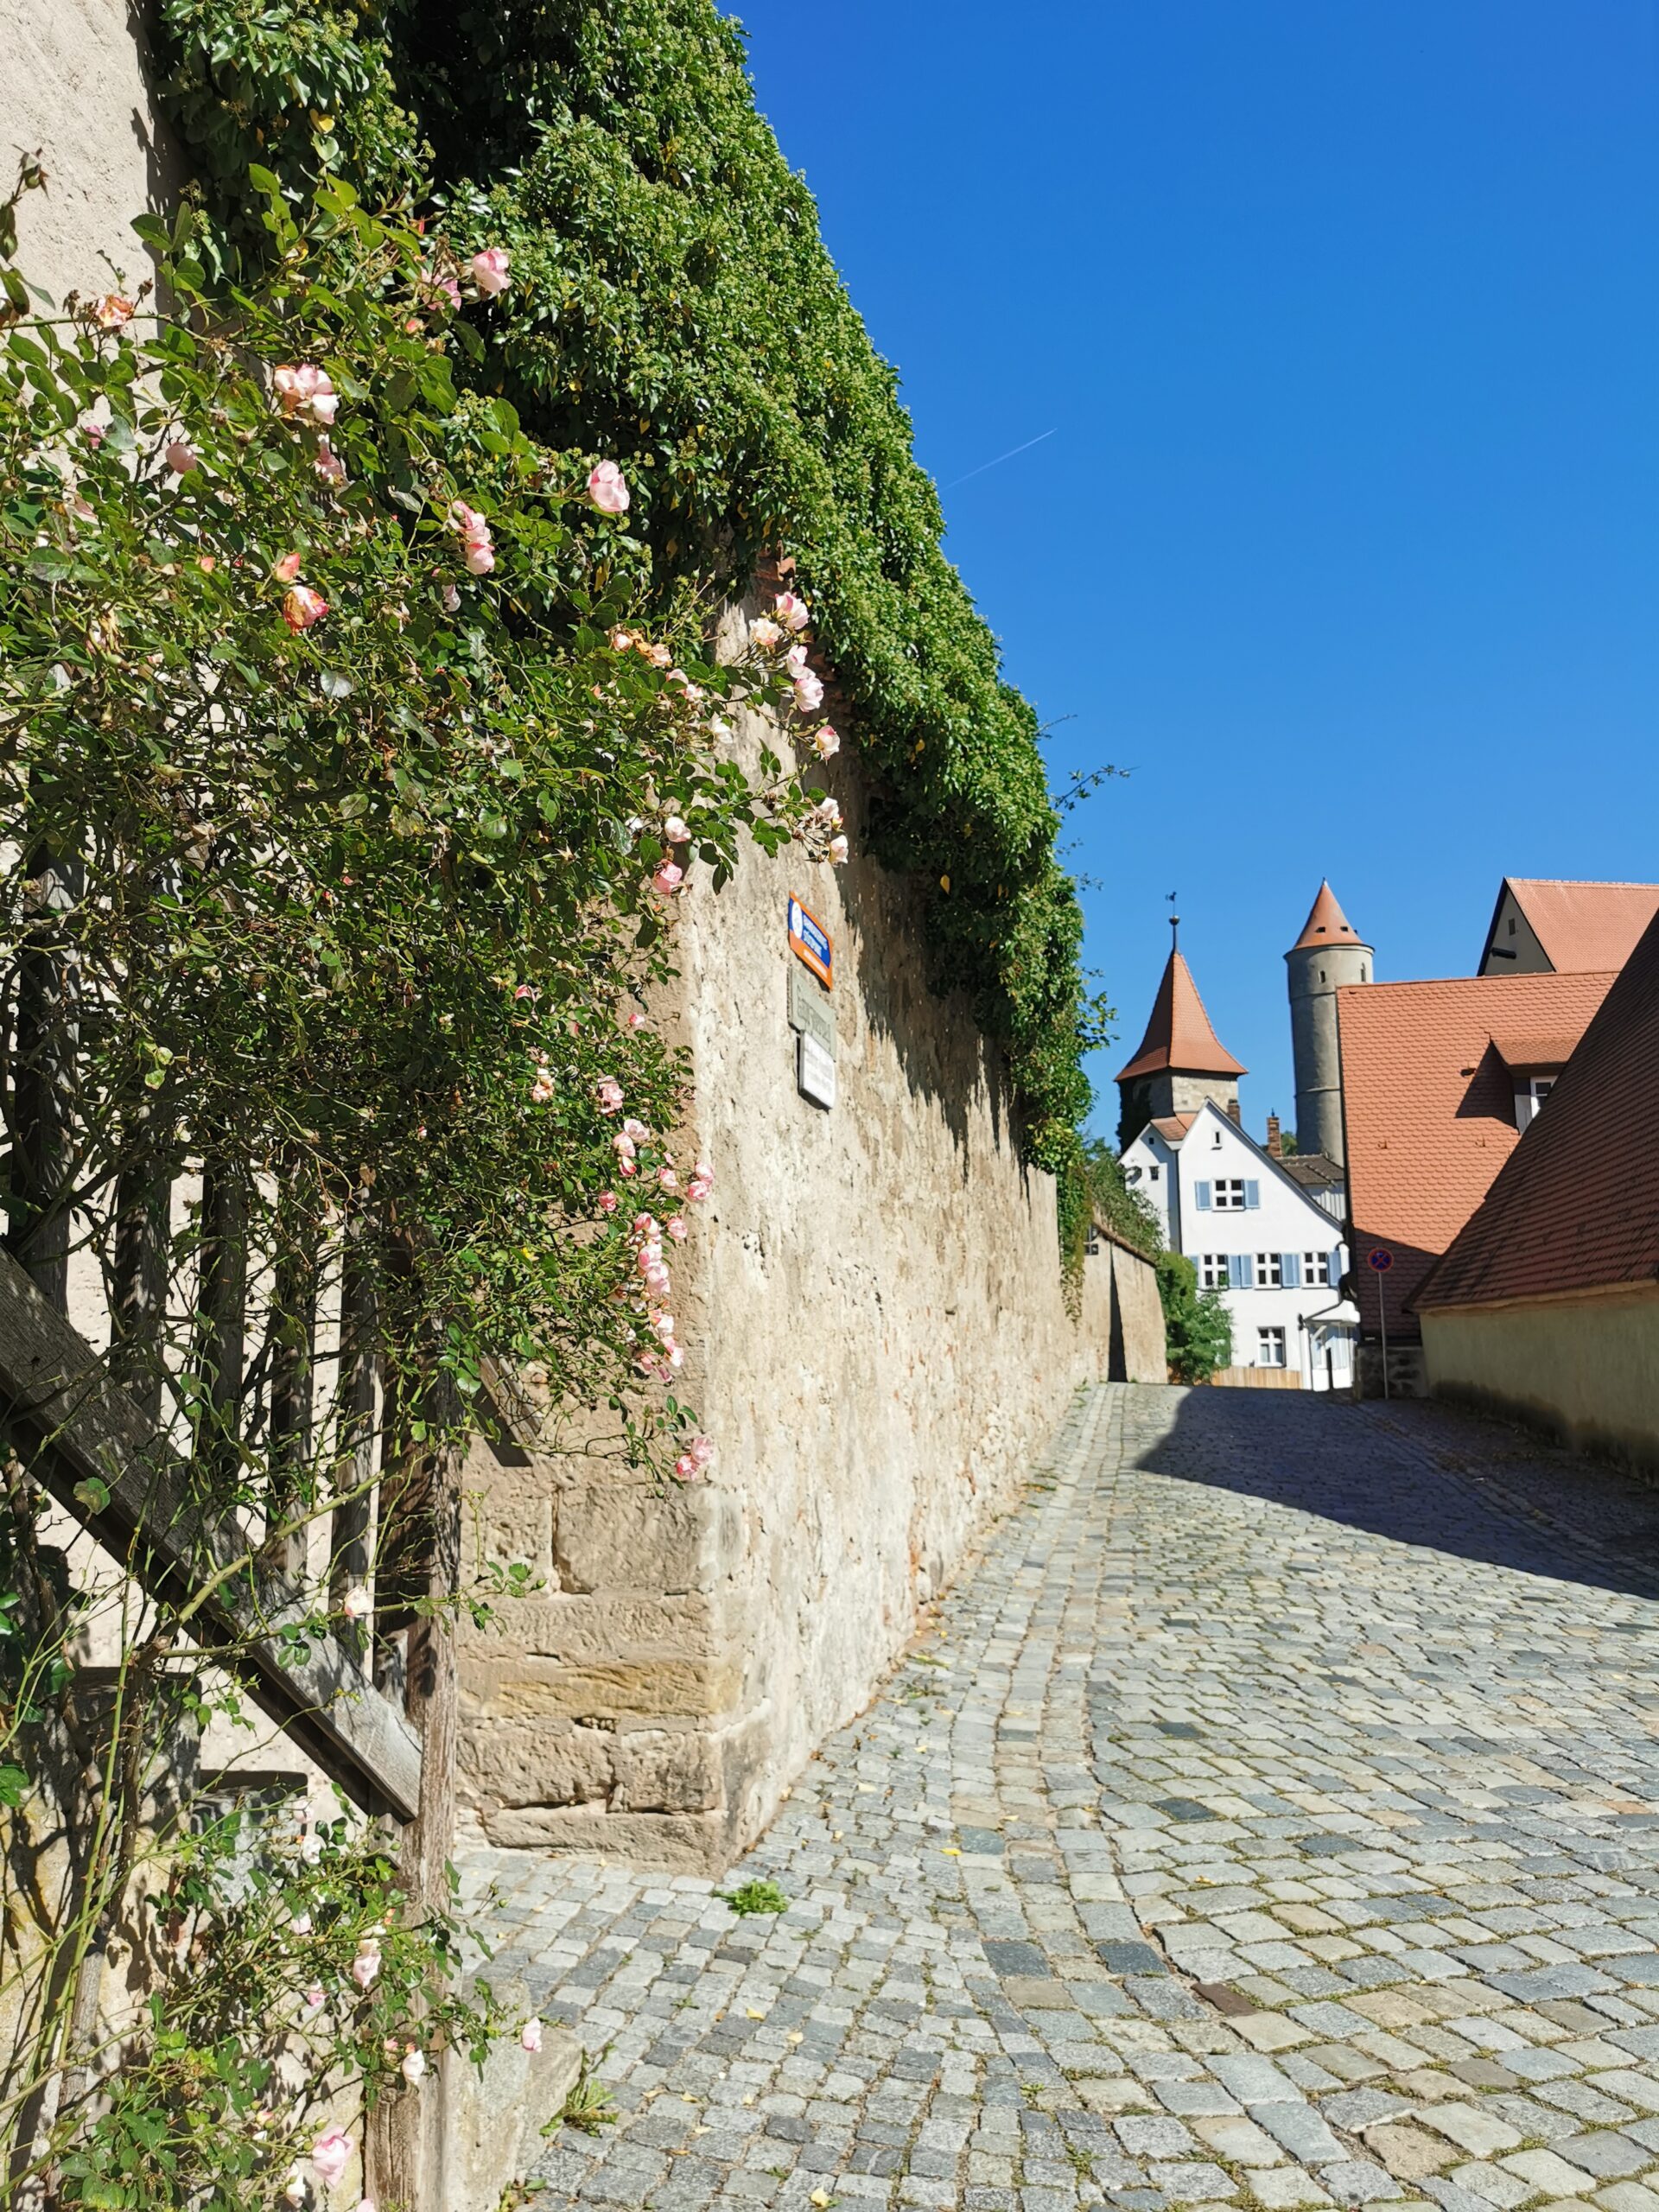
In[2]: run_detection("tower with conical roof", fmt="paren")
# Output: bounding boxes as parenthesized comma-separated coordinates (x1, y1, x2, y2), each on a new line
(1116, 921, 1247, 1149)
(1286, 881, 1372, 1165)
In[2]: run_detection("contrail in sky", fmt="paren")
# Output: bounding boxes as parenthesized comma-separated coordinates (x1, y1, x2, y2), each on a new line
(941, 426, 1058, 491)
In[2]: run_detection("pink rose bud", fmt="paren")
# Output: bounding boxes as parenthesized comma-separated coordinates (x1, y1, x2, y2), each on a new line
(469, 247, 512, 296)
(282, 586, 328, 633)
(596, 1077, 625, 1114)
(463, 536, 495, 575)
(652, 862, 684, 897)
(617, 1157, 636, 1178)
(304, 1983, 327, 2009)
(674, 1453, 697, 1482)
(165, 439, 199, 474)
(587, 460, 630, 515)
(624, 1010, 647, 1031)
(666, 1215, 687, 1241)
(315, 439, 347, 486)
(283, 2168, 308, 2206)
(597, 1191, 619, 1214)
(521, 2018, 543, 2053)
(829, 836, 849, 864)
(658, 1166, 678, 1189)
(811, 724, 840, 760)
(663, 816, 690, 842)
(273, 551, 304, 583)
(441, 582, 461, 613)
(400, 2048, 426, 2084)
(341, 1585, 372, 1623)
(311, 2125, 353, 2190)
(351, 1944, 380, 1991)
(79, 414, 105, 447)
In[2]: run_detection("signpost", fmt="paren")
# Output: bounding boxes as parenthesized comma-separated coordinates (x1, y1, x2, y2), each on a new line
(787, 896, 832, 988)
(787, 897, 835, 1107)
(1367, 1247, 1394, 1399)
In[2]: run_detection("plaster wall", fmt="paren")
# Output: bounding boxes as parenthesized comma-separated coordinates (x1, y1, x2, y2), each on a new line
(1421, 1288, 1659, 1475)
(0, 0, 181, 308)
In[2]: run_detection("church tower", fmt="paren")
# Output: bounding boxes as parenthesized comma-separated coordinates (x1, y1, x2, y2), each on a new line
(1116, 925, 1248, 1150)
(1285, 881, 1371, 1166)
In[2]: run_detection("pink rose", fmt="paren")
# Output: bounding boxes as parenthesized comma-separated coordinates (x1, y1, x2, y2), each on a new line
(351, 1943, 381, 1992)
(663, 816, 690, 843)
(521, 2018, 543, 2053)
(775, 591, 810, 632)
(785, 642, 810, 677)
(690, 1435, 715, 1468)
(665, 1215, 687, 1242)
(811, 724, 840, 760)
(274, 365, 339, 425)
(165, 439, 199, 474)
(470, 247, 512, 296)
(749, 617, 782, 652)
(341, 1585, 372, 1623)
(673, 1453, 697, 1482)
(92, 294, 135, 330)
(273, 551, 304, 583)
(624, 1011, 647, 1032)
(448, 499, 486, 537)
(686, 1178, 712, 1203)
(315, 439, 347, 486)
(793, 670, 824, 715)
(829, 834, 849, 865)
(79, 415, 105, 447)
(587, 460, 630, 515)
(282, 586, 328, 633)
(312, 2125, 353, 2190)
(597, 1191, 619, 1214)
(595, 1077, 625, 1115)
(441, 582, 461, 613)
(463, 536, 495, 575)
(622, 1119, 650, 1141)
(400, 2048, 426, 2084)
(658, 1166, 678, 1190)
(304, 1983, 327, 2009)
(652, 862, 683, 897)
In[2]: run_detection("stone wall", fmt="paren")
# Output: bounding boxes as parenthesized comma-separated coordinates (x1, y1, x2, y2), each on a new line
(458, 626, 1164, 1871)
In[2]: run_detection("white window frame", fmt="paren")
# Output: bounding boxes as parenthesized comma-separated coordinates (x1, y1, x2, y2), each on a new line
(1212, 1178, 1246, 1211)
(1302, 1250, 1331, 1286)
(1257, 1326, 1287, 1369)
(1255, 1251, 1283, 1287)
(1199, 1254, 1229, 1291)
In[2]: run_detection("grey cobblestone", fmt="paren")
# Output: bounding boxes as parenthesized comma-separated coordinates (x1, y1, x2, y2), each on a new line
(461, 1385, 1659, 2209)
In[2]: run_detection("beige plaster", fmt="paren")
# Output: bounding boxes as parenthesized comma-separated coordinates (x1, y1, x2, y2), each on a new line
(1422, 1285, 1659, 1475)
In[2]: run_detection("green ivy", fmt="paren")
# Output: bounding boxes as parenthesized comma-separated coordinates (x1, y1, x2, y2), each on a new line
(154, 0, 1107, 1163)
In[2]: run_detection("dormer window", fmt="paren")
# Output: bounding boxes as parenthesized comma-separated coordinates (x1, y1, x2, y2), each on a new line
(1515, 1077, 1554, 1131)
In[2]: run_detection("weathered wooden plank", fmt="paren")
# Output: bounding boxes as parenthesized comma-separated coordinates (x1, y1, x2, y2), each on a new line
(0, 1247, 423, 1819)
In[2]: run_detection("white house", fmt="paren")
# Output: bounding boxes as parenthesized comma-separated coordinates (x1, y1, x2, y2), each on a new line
(1122, 1099, 1357, 1387)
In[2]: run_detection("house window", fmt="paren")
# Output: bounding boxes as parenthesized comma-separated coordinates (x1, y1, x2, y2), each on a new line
(1258, 1327, 1287, 1368)
(1199, 1255, 1229, 1291)
(1254, 1252, 1282, 1287)
(1302, 1250, 1332, 1286)
(1212, 1178, 1246, 1211)
(1149, 1165, 1160, 1181)
(1515, 1077, 1554, 1131)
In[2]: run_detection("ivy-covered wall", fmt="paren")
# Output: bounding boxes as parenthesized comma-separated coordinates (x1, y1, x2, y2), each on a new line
(155, 0, 1109, 1192)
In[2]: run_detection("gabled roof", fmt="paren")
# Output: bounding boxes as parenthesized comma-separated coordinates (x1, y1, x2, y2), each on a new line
(1287, 880, 1370, 956)
(1419, 910, 1659, 1312)
(1116, 950, 1247, 1083)
(1480, 878, 1659, 976)
(1278, 1151, 1344, 1192)
(1337, 969, 1616, 1335)
(1148, 1113, 1198, 1145)
(1175, 1100, 1351, 1233)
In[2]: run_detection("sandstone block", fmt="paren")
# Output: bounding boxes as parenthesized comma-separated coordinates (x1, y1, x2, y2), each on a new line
(554, 1484, 737, 1594)
(464, 1592, 715, 1666)
(461, 1656, 741, 1722)
(479, 1802, 726, 1873)
(457, 1720, 613, 1809)
(610, 1728, 721, 1813)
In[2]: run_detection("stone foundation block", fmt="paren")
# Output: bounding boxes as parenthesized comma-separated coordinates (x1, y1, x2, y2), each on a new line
(611, 1727, 721, 1813)
(553, 1484, 738, 1594)
(457, 1719, 613, 1809)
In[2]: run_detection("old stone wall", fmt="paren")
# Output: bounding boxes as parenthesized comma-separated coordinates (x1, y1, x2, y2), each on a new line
(458, 627, 1161, 1871)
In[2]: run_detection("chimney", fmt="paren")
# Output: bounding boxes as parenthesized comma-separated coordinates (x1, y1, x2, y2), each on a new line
(1266, 1113, 1283, 1158)
(1225, 1098, 1241, 1125)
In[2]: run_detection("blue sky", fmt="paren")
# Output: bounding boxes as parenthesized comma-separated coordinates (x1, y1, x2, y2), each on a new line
(737, 0, 1659, 1141)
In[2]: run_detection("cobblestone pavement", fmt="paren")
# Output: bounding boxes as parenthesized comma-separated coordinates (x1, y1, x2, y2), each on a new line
(462, 1383, 1659, 2212)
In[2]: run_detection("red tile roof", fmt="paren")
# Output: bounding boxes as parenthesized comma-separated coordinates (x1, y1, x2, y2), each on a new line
(1287, 880, 1370, 954)
(1486, 878, 1659, 975)
(1116, 952, 1247, 1083)
(1337, 969, 1616, 1336)
(1418, 911, 1659, 1312)
(1148, 1113, 1198, 1144)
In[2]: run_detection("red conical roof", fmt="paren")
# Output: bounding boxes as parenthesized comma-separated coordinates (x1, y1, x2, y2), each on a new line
(1116, 950, 1248, 1083)
(1288, 880, 1370, 954)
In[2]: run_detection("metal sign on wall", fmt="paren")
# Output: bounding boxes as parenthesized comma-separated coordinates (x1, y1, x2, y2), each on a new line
(797, 1031, 836, 1109)
(787, 896, 832, 988)
(787, 963, 836, 1058)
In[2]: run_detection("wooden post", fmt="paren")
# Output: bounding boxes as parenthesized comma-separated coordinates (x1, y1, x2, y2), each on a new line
(365, 1381, 460, 2212)
(7, 836, 82, 1313)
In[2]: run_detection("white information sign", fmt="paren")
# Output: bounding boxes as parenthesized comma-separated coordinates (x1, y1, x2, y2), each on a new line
(797, 1031, 836, 1109)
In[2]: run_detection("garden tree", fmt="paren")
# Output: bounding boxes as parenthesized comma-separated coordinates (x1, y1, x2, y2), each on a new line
(1155, 1253, 1234, 1383)
(0, 165, 839, 2207)
(154, 0, 1113, 1236)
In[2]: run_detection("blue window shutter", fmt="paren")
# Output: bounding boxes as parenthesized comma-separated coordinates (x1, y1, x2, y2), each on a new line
(1330, 1249, 1342, 1287)
(1229, 1254, 1252, 1290)
(1282, 1253, 1301, 1288)
(1243, 1179, 1261, 1210)
(1194, 1181, 1211, 1211)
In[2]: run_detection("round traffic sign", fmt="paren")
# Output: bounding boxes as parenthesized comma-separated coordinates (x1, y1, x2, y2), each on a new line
(1367, 1248, 1394, 1273)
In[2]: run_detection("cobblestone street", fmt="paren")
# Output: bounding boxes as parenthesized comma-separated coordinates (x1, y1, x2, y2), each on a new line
(464, 1382, 1659, 2212)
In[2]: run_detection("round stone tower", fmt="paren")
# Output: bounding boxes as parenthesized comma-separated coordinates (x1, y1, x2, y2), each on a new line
(1286, 881, 1371, 1166)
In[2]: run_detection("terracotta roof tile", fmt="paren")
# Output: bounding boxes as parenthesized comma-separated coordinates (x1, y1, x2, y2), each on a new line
(1337, 969, 1615, 1336)
(1287, 880, 1370, 954)
(1148, 1113, 1198, 1144)
(1496, 878, 1659, 974)
(1116, 951, 1247, 1083)
(1279, 1151, 1344, 1190)
(1418, 911, 1659, 1311)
